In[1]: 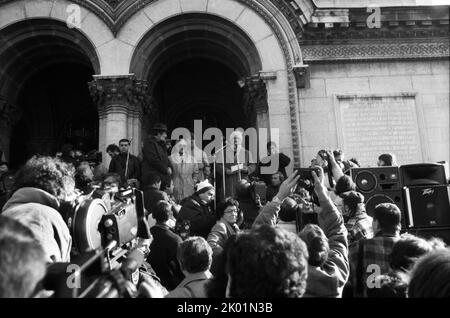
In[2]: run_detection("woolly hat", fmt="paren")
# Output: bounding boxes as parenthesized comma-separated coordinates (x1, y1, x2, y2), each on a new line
(195, 180, 215, 195)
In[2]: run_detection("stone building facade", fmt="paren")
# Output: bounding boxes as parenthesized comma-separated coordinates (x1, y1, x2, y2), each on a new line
(0, 0, 448, 171)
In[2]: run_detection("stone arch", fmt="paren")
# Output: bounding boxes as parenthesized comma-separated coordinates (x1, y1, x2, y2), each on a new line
(117, 0, 303, 165)
(0, 3, 106, 163)
(0, 0, 115, 75)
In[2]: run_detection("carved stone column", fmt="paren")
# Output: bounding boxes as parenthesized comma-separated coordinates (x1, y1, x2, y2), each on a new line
(0, 95, 21, 162)
(88, 74, 151, 168)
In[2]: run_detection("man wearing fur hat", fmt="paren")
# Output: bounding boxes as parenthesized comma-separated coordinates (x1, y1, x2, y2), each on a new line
(176, 180, 216, 239)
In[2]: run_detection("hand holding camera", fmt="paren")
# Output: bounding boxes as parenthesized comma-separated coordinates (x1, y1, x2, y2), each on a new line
(276, 170, 300, 201)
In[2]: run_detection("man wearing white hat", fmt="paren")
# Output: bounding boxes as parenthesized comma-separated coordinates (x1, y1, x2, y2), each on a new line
(176, 180, 216, 238)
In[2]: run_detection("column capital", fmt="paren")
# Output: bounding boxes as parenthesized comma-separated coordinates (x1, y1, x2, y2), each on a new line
(0, 95, 21, 130)
(88, 74, 152, 118)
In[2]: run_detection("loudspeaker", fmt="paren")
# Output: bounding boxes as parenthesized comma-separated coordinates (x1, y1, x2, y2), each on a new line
(351, 167, 406, 227)
(400, 163, 447, 186)
(407, 227, 450, 245)
(404, 185, 450, 228)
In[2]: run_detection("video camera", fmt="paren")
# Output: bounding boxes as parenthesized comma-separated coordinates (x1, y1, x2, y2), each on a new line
(50, 187, 154, 297)
(60, 187, 149, 254)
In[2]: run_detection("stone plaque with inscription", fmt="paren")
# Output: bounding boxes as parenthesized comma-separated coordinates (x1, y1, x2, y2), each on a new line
(335, 94, 423, 167)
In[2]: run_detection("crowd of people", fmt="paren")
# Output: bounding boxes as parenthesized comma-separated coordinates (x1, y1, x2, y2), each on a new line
(0, 123, 449, 298)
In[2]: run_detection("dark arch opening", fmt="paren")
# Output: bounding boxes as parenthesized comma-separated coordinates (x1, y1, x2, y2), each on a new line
(130, 13, 263, 134)
(0, 19, 99, 167)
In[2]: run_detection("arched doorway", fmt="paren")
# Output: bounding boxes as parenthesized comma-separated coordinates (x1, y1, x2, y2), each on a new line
(130, 13, 263, 135)
(0, 19, 100, 167)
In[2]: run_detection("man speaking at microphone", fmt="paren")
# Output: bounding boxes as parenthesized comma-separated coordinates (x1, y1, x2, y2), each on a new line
(109, 138, 141, 188)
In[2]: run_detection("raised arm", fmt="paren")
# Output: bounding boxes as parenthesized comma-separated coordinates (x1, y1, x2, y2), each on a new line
(312, 167, 350, 287)
(252, 170, 300, 228)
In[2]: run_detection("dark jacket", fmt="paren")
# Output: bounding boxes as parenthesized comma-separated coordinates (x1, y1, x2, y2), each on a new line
(259, 153, 291, 184)
(108, 153, 141, 185)
(238, 198, 260, 229)
(148, 224, 184, 291)
(142, 136, 172, 188)
(143, 186, 170, 216)
(177, 195, 216, 238)
(303, 195, 349, 298)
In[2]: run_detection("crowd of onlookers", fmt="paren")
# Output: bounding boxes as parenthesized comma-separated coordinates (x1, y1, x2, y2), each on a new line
(0, 124, 449, 298)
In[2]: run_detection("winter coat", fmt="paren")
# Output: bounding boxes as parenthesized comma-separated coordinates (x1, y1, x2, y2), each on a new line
(2, 187, 72, 262)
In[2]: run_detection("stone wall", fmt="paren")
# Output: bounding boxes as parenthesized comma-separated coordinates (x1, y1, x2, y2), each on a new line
(298, 59, 450, 167)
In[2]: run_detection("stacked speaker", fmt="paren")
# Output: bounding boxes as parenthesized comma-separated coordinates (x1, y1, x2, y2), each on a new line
(350, 163, 450, 238)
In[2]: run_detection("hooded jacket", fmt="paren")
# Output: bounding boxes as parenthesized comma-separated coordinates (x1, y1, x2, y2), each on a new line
(2, 187, 72, 262)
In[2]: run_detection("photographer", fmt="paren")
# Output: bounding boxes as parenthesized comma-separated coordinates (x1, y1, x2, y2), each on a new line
(1, 156, 74, 262)
(298, 167, 349, 298)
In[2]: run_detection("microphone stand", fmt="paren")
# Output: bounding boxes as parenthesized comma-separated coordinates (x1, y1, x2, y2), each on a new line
(124, 138, 133, 183)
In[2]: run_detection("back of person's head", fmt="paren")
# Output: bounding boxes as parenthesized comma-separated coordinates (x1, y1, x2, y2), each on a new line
(349, 157, 361, 167)
(106, 144, 120, 154)
(75, 164, 94, 190)
(235, 180, 251, 200)
(427, 237, 447, 250)
(0, 216, 47, 298)
(13, 155, 75, 202)
(153, 200, 172, 223)
(299, 224, 329, 267)
(145, 173, 161, 187)
(333, 149, 343, 159)
(408, 249, 450, 298)
(279, 197, 297, 222)
(373, 203, 402, 234)
(226, 224, 309, 297)
(216, 198, 239, 220)
(178, 236, 212, 274)
(378, 153, 397, 166)
(342, 191, 365, 218)
(335, 175, 356, 196)
(390, 234, 433, 272)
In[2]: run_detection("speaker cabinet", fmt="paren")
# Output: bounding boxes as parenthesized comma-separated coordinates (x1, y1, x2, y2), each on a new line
(351, 167, 406, 227)
(404, 185, 450, 228)
(400, 163, 447, 186)
(407, 227, 450, 245)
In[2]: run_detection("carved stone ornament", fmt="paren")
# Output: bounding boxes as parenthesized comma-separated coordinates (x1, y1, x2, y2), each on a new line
(242, 75, 269, 122)
(88, 75, 152, 117)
